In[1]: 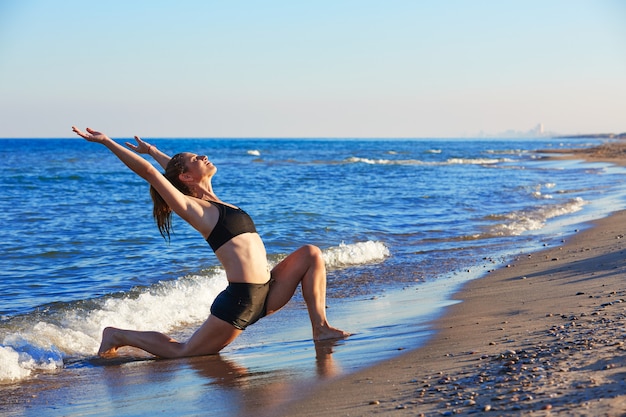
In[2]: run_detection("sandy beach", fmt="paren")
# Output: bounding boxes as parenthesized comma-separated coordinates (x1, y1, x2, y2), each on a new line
(276, 141, 626, 417)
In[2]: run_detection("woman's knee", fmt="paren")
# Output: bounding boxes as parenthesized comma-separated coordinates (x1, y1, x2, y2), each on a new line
(271, 244, 325, 281)
(301, 244, 324, 262)
(302, 245, 326, 276)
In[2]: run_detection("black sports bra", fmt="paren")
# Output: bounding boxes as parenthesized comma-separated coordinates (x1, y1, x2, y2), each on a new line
(205, 201, 257, 252)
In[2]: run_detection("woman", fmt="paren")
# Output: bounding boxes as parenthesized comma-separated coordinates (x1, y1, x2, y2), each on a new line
(71, 126, 349, 358)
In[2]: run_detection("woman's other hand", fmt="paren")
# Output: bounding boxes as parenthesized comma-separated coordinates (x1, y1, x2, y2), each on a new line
(72, 126, 109, 143)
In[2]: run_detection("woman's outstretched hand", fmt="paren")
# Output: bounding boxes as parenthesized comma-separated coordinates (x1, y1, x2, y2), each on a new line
(72, 126, 109, 143)
(125, 136, 151, 154)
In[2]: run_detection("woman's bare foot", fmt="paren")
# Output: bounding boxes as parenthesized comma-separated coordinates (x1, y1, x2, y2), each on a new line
(98, 327, 122, 357)
(313, 324, 351, 341)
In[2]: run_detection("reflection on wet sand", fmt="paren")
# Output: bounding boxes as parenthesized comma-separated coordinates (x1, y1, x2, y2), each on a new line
(184, 354, 249, 388)
(185, 339, 345, 416)
(314, 339, 343, 379)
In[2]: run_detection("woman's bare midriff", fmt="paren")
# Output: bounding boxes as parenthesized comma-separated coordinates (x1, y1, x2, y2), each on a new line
(215, 233, 271, 284)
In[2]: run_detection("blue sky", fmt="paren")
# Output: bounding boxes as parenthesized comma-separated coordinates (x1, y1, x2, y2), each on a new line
(0, 0, 624, 138)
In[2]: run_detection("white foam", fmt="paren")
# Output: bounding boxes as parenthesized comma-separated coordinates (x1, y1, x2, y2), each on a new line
(345, 156, 512, 166)
(532, 191, 553, 199)
(488, 197, 587, 236)
(446, 157, 511, 165)
(247, 150, 261, 156)
(322, 241, 390, 268)
(86, 273, 227, 334)
(0, 346, 35, 382)
(346, 156, 404, 165)
(485, 149, 526, 156)
(0, 270, 228, 383)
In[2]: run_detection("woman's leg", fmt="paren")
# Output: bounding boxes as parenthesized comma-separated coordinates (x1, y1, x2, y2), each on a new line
(265, 245, 349, 340)
(98, 315, 242, 358)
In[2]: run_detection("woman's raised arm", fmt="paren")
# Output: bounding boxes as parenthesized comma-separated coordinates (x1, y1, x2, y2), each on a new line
(71, 126, 209, 233)
(72, 126, 160, 180)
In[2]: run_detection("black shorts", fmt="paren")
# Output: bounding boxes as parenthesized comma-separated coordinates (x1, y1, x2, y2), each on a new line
(210, 280, 271, 330)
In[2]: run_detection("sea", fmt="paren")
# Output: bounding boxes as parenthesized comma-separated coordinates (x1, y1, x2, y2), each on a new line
(2, 137, 626, 413)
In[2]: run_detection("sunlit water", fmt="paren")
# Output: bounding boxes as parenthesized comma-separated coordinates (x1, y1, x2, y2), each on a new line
(2, 137, 626, 383)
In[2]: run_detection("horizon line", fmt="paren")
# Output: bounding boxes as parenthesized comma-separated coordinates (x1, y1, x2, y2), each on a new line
(1, 133, 624, 140)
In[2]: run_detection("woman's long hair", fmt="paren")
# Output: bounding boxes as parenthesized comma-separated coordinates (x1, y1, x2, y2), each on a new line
(151, 153, 190, 241)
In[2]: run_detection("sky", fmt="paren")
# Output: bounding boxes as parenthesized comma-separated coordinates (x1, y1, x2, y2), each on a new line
(0, 0, 624, 138)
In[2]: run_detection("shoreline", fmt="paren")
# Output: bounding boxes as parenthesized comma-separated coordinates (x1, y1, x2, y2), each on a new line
(275, 141, 626, 416)
(3, 139, 626, 416)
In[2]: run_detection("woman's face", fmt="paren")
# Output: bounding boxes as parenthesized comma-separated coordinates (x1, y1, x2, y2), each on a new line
(180, 152, 217, 181)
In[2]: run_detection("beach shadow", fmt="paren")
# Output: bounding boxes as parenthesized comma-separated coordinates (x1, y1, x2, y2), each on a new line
(505, 249, 626, 286)
(565, 369, 626, 407)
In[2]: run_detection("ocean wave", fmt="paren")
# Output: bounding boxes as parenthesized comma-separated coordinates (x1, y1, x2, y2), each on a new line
(446, 157, 513, 165)
(0, 240, 389, 383)
(485, 149, 528, 156)
(485, 197, 587, 236)
(322, 241, 390, 268)
(424, 198, 588, 244)
(0, 270, 228, 384)
(345, 156, 513, 166)
(529, 182, 557, 200)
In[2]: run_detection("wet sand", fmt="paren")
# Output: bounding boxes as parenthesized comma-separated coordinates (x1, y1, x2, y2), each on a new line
(275, 140, 626, 416)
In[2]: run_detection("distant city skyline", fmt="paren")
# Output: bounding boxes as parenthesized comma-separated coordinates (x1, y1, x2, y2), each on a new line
(0, 1, 624, 138)
(479, 122, 551, 139)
